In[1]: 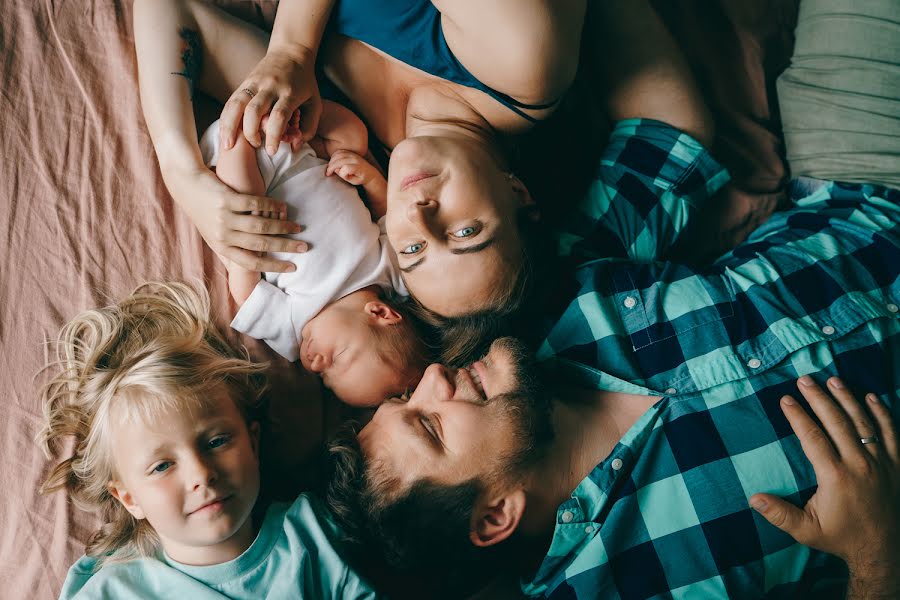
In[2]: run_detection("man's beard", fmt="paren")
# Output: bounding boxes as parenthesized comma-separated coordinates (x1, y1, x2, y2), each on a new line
(482, 337, 555, 475)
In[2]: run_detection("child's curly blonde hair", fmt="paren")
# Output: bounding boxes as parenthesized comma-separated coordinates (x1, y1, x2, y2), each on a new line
(37, 281, 268, 567)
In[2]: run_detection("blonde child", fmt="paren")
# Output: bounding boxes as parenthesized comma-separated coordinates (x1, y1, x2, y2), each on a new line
(38, 282, 377, 599)
(203, 101, 430, 408)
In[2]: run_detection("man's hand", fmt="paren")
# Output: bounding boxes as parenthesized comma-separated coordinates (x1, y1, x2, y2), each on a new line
(750, 376, 900, 598)
(219, 46, 322, 156)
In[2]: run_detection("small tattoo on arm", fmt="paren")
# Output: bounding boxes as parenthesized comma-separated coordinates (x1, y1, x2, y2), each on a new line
(171, 27, 202, 100)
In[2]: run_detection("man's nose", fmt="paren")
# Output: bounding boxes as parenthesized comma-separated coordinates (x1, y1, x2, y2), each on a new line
(418, 363, 455, 402)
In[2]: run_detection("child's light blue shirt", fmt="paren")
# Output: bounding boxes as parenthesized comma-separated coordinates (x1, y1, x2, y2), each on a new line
(59, 495, 379, 599)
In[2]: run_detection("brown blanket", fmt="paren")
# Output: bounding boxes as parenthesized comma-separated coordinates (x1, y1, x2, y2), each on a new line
(0, 1, 798, 597)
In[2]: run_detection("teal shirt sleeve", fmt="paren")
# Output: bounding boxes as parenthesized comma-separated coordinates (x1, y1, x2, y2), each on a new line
(556, 119, 730, 263)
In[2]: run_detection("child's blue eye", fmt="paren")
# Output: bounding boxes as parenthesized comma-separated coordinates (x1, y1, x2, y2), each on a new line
(208, 435, 230, 449)
(152, 461, 172, 474)
(452, 226, 476, 238)
(401, 242, 425, 255)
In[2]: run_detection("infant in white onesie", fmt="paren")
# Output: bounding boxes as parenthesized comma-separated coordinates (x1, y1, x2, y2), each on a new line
(201, 102, 428, 407)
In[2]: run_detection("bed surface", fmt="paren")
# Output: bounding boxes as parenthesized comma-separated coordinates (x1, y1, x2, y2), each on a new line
(0, 1, 798, 596)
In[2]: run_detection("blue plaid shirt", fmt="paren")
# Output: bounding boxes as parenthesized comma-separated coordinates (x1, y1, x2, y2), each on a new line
(523, 120, 900, 599)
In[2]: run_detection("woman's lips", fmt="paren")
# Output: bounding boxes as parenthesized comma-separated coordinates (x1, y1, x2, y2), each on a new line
(400, 172, 435, 191)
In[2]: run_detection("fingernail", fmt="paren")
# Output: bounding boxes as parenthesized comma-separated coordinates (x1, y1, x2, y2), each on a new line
(867, 393, 880, 404)
(750, 497, 767, 511)
(829, 377, 844, 389)
(782, 395, 797, 406)
(295, 242, 308, 252)
(798, 375, 814, 387)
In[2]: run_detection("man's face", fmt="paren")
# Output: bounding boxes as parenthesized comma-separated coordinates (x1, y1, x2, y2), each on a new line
(358, 338, 549, 491)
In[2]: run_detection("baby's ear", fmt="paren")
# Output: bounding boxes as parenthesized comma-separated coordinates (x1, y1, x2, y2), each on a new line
(108, 481, 145, 520)
(364, 301, 402, 325)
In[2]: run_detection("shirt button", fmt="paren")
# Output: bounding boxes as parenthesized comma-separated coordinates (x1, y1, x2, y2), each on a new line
(822, 325, 835, 335)
(664, 387, 677, 395)
(747, 358, 762, 369)
(623, 296, 637, 309)
(562, 511, 574, 523)
(611, 458, 624, 471)
(585, 525, 595, 534)
(888, 303, 899, 313)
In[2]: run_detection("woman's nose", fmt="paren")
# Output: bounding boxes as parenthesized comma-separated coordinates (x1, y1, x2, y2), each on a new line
(406, 198, 437, 227)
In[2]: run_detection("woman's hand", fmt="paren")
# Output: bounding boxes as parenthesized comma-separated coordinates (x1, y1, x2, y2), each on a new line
(750, 377, 900, 598)
(219, 46, 322, 157)
(164, 164, 308, 273)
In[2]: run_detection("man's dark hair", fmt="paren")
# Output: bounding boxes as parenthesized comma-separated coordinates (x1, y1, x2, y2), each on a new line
(323, 427, 505, 598)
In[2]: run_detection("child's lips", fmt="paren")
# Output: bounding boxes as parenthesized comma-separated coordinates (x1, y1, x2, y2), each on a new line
(189, 494, 233, 516)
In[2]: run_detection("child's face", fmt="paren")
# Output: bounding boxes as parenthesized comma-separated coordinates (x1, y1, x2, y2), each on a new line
(108, 390, 260, 566)
(300, 293, 417, 407)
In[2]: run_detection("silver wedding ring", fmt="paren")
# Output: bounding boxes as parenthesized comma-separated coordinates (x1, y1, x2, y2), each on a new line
(241, 87, 256, 98)
(860, 436, 879, 445)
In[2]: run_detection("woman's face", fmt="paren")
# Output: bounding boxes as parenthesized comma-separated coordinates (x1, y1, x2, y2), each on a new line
(385, 134, 530, 317)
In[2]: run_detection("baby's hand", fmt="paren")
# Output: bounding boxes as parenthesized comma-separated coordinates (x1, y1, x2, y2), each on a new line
(325, 150, 379, 186)
(259, 111, 304, 151)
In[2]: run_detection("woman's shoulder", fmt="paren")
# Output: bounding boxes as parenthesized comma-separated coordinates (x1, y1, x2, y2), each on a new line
(437, 0, 585, 105)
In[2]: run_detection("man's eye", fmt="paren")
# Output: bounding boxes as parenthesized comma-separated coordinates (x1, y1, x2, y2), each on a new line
(208, 435, 230, 450)
(401, 242, 425, 255)
(420, 416, 440, 445)
(152, 461, 172, 474)
(452, 226, 477, 238)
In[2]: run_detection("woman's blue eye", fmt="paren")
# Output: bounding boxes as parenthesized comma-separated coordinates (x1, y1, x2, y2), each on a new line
(152, 462, 172, 474)
(208, 435, 230, 449)
(401, 242, 425, 255)
(453, 226, 476, 238)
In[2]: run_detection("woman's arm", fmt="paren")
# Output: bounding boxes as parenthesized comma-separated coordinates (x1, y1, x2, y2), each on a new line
(436, 0, 586, 107)
(219, 0, 336, 156)
(133, 0, 306, 272)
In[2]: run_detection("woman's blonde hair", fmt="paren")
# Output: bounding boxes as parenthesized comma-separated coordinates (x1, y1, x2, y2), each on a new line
(36, 281, 267, 567)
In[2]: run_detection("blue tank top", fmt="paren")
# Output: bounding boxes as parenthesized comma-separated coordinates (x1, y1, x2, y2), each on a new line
(326, 0, 558, 123)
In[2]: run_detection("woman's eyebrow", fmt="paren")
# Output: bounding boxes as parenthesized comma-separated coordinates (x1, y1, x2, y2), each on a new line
(400, 237, 495, 273)
(400, 257, 426, 273)
(449, 237, 495, 255)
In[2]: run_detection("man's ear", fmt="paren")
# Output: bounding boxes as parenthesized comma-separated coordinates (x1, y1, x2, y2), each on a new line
(469, 488, 526, 548)
(364, 301, 403, 325)
(108, 481, 145, 520)
(249, 421, 261, 460)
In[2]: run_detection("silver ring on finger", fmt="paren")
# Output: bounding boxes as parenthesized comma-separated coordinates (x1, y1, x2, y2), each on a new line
(241, 87, 256, 99)
(860, 435, 880, 445)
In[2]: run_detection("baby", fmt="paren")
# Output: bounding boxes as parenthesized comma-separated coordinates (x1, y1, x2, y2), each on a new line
(201, 101, 428, 407)
(38, 282, 378, 599)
